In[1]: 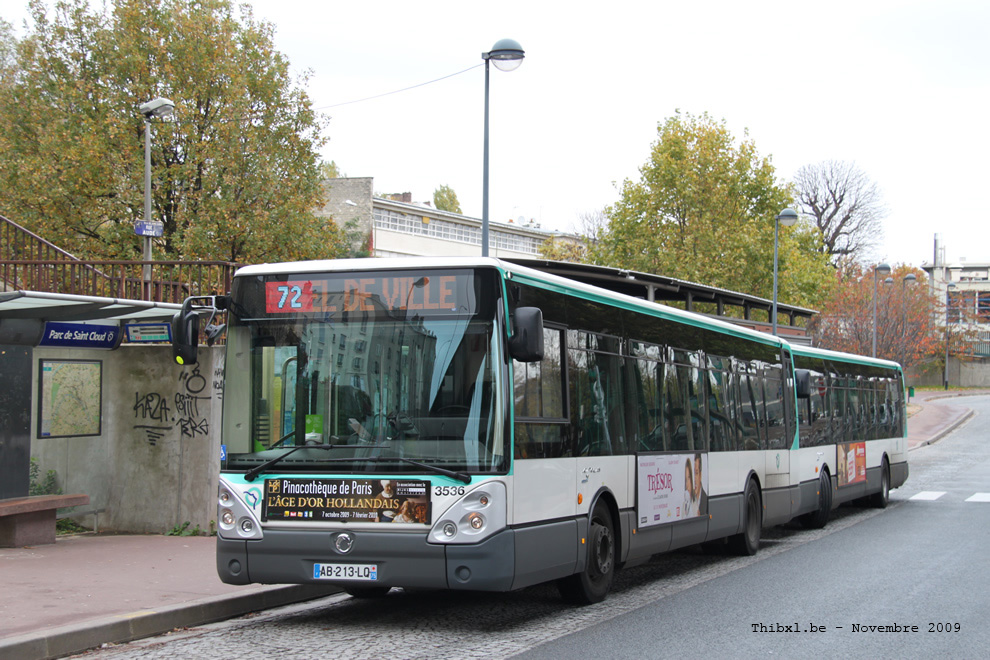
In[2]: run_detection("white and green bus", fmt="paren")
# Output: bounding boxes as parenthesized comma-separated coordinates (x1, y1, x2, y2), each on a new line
(171, 257, 907, 604)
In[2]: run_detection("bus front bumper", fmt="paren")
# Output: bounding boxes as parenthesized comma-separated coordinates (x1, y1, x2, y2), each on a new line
(217, 527, 516, 592)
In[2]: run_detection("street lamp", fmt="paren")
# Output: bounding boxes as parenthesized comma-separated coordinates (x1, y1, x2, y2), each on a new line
(771, 207, 798, 336)
(481, 39, 524, 257)
(871, 262, 891, 357)
(944, 282, 956, 390)
(900, 273, 917, 365)
(138, 97, 174, 295)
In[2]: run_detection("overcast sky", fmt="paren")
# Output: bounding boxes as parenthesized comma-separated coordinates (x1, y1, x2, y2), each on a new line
(4, 0, 988, 267)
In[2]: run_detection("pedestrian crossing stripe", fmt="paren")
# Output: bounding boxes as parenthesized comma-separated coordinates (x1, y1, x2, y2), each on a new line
(908, 491, 990, 502)
(910, 491, 946, 500)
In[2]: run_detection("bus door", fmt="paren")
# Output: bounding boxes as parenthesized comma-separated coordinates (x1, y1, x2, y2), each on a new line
(762, 361, 790, 491)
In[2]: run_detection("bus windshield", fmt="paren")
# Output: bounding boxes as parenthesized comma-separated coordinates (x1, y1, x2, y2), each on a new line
(221, 268, 505, 475)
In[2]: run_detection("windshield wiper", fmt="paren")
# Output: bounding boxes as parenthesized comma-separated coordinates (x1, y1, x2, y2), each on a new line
(361, 456, 472, 484)
(243, 443, 388, 482)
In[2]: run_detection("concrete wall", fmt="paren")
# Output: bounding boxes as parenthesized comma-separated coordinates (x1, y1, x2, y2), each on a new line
(317, 177, 374, 253)
(906, 356, 990, 388)
(30, 345, 224, 534)
(959, 357, 990, 387)
(374, 228, 540, 259)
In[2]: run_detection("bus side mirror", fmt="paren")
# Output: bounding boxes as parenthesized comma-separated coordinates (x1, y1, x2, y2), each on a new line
(795, 369, 811, 399)
(171, 298, 200, 365)
(509, 307, 544, 363)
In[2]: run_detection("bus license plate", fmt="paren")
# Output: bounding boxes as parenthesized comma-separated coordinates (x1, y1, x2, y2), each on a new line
(313, 563, 378, 581)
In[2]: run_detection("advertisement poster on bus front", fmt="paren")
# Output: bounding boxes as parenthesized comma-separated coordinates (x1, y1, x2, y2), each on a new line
(262, 477, 431, 524)
(636, 453, 708, 528)
(837, 442, 867, 486)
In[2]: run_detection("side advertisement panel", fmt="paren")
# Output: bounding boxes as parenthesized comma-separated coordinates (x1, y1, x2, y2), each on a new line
(636, 453, 708, 528)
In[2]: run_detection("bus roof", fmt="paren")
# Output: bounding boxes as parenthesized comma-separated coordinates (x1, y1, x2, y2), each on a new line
(234, 257, 788, 349)
(790, 342, 903, 371)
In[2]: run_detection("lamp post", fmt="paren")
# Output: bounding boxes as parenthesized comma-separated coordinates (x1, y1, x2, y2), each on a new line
(871, 262, 891, 357)
(481, 39, 524, 257)
(138, 97, 174, 296)
(944, 282, 956, 390)
(900, 273, 916, 365)
(772, 207, 798, 335)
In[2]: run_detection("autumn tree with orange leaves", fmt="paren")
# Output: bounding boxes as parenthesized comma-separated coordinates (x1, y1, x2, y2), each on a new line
(810, 264, 946, 371)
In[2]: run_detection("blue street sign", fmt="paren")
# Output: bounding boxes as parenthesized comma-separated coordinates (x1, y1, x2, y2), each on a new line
(135, 221, 164, 237)
(38, 322, 122, 349)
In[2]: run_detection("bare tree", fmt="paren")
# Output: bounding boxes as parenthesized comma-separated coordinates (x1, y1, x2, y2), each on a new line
(794, 160, 886, 264)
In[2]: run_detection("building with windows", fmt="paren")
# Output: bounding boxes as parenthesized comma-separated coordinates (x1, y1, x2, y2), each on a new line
(318, 177, 558, 259)
(315, 177, 816, 342)
(921, 236, 990, 359)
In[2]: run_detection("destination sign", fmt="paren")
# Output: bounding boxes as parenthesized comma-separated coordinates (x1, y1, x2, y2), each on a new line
(265, 275, 463, 315)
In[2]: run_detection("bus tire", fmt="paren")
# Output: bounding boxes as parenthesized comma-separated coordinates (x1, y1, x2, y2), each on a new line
(558, 500, 615, 605)
(801, 469, 832, 529)
(729, 479, 762, 556)
(871, 458, 890, 509)
(344, 586, 391, 598)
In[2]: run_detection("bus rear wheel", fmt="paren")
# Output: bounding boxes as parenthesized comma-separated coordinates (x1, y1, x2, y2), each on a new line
(801, 469, 832, 529)
(871, 458, 890, 509)
(729, 479, 762, 556)
(558, 500, 615, 605)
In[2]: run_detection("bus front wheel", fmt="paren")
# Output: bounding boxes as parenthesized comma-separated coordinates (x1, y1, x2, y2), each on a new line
(729, 479, 762, 556)
(558, 500, 615, 605)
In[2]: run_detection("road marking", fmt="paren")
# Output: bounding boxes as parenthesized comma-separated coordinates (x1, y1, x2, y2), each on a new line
(910, 491, 946, 500)
(965, 493, 990, 502)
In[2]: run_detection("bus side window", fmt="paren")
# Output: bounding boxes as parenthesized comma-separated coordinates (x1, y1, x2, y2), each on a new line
(665, 360, 690, 451)
(706, 355, 734, 452)
(630, 353, 664, 452)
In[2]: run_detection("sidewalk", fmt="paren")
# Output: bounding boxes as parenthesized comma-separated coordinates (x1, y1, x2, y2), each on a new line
(905, 389, 988, 450)
(1, 391, 986, 660)
(0, 535, 338, 660)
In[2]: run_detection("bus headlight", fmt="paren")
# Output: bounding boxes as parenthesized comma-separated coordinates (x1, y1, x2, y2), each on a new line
(217, 477, 263, 541)
(429, 481, 506, 545)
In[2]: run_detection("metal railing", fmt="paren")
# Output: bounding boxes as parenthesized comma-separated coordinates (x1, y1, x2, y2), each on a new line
(0, 214, 83, 263)
(0, 259, 236, 302)
(1, 214, 237, 302)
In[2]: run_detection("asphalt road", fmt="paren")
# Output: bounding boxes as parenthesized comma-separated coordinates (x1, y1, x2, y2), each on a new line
(80, 396, 990, 660)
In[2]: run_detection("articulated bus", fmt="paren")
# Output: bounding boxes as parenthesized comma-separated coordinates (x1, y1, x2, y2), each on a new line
(171, 257, 907, 604)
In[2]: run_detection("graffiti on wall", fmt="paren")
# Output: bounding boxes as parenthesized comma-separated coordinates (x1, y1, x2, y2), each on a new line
(133, 365, 214, 446)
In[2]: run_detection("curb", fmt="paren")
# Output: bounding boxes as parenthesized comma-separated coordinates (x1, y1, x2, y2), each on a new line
(0, 584, 339, 660)
(908, 408, 976, 451)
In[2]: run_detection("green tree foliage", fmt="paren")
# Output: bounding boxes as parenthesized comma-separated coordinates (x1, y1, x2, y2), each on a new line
(538, 235, 588, 262)
(319, 160, 343, 179)
(0, 0, 344, 263)
(592, 111, 833, 310)
(0, 19, 15, 76)
(432, 184, 461, 214)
